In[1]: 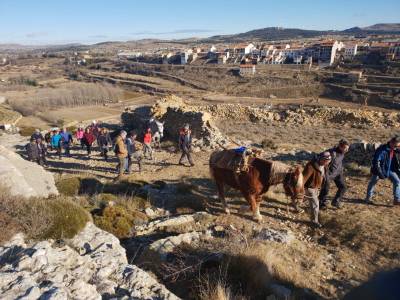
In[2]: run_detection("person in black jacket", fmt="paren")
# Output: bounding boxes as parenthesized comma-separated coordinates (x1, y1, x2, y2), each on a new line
(26, 137, 46, 166)
(366, 136, 400, 205)
(26, 137, 39, 162)
(319, 139, 350, 209)
(97, 128, 112, 161)
(178, 124, 194, 167)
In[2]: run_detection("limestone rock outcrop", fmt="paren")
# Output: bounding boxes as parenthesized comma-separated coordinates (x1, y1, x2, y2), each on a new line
(0, 223, 180, 300)
(0, 144, 58, 198)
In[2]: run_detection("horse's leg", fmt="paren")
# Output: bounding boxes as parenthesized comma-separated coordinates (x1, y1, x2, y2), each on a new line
(216, 178, 230, 214)
(244, 193, 262, 222)
(255, 195, 263, 221)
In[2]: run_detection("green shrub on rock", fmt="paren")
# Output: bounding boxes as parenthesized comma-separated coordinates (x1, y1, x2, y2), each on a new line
(56, 177, 81, 196)
(94, 205, 148, 239)
(42, 199, 91, 240)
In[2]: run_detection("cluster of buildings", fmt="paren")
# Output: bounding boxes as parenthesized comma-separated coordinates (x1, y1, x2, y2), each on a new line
(117, 39, 400, 69)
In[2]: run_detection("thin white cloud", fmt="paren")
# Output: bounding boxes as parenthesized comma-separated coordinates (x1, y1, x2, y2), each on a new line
(25, 32, 48, 38)
(130, 29, 215, 35)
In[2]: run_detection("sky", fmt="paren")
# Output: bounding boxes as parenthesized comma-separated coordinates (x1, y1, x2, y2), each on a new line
(0, 0, 399, 45)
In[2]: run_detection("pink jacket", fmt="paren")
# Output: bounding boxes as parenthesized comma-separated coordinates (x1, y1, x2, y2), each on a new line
(76, 129, 84, 139)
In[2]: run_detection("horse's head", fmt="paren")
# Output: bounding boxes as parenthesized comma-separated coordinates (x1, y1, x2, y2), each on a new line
(154, 120, 164, 137)
(283, 165, 304, 203)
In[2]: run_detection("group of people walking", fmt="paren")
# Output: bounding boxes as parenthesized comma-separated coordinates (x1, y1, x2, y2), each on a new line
(302, 136, 400, 227)
(113, 123, 194, 181)
(27, 119, 400, 226)
(26, 121, 195, 181)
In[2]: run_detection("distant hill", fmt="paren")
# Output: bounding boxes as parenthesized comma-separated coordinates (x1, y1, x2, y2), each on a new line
(206, 27, 334, 42)
(205, 23, 400, 42)
(362, 23, 400, 32)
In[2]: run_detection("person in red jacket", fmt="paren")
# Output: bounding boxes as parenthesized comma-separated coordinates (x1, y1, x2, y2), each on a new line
(143, 127, 153, 160)
(82, 127, 96, 156)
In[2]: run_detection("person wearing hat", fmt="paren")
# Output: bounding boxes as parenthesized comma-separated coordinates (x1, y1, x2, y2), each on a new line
(31, 129, 44, 142)
(178, 123, 194, 167)
(303, 151, 332, 227)
(319, 139, 350, 209)
(26, 137, 40, 163)
(114, 130, 128, 181)
(366, 135, 400, 206)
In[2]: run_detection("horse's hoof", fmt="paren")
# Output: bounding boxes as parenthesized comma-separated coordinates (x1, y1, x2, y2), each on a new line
(224, 208, 231, 215)
(253, 214, 263, 223)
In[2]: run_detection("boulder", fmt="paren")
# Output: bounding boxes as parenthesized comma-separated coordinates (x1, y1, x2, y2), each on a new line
(149, 231, 212, 260)
(0, 145, 58, 198)
(135, 212, 211, 236)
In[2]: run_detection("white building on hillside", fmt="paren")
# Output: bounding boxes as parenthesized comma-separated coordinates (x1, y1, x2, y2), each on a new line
(239, 64, 256, 76)
(180, 49, 193, 64)
(344, 43, 358, 60)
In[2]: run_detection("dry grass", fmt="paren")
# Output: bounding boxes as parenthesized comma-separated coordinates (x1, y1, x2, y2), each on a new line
(0, 185, 90, 244)
(8, 82, 122, 116)
(345, 162, 371, 177)
(199, 280, 246, 300)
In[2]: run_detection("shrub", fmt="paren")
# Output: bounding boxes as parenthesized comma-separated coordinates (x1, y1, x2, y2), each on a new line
(9, 75, 38, 86)
(0, 186, 90, 244)
(94, 205, 148, 239)
(42, 199, 91, 240)
(345, 162, 370, 177)
(56, 177, 81, 196)
(261, 138, 278, 150)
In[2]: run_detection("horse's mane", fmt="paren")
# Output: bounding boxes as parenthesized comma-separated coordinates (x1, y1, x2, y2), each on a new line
(252, 158, 292, 185)
(269, 161, 293, 185)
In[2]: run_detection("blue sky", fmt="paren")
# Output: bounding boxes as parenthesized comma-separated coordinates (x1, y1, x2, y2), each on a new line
(0, 0, 399, 45)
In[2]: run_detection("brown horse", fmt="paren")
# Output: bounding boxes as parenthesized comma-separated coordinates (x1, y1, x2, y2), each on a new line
(209, 150, 304, 222)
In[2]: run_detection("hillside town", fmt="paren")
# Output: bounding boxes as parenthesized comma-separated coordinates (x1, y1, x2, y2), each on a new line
(115, 39, 400, 68)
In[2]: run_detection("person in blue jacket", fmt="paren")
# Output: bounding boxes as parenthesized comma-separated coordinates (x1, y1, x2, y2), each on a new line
(365, 135, 400, 205)
(50, 130, 63, 159)
(60, 127, 73, 157)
